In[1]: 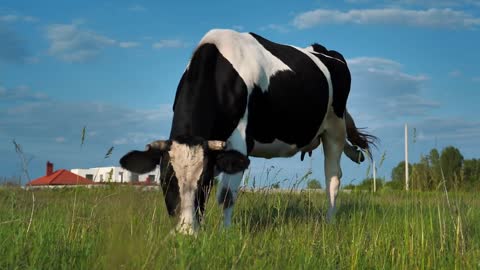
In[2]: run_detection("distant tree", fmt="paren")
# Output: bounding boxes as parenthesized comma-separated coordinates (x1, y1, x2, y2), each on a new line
(411, 155, 431, 191)
(428, 148, 442, 189)
(388, 146, 480, 191)
(307, 179, 322, 189)
(384, 179, 404, 190)
(440, 146, 464, 188)
(463, 159, 480, 189)
(343, 183, 356, 190)
(356, 177, 384, 191)
(390, 161, 412, 190)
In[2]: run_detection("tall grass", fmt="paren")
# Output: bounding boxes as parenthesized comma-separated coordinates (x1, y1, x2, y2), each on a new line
(0, 187, 479, 269)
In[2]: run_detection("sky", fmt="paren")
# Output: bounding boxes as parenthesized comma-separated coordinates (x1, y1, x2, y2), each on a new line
(1, 0, 479, 187)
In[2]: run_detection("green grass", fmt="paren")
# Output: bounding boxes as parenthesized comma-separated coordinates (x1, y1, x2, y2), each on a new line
(0, 186, 479, 269)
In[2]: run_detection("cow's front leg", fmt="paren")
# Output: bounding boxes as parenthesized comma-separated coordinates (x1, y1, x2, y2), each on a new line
(216, 127, 247, 227)
(216, 171, 244, 227)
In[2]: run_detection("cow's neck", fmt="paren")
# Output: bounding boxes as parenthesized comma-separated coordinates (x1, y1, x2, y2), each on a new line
(170, 96, 217, 139)
(169, 43, 248, 142)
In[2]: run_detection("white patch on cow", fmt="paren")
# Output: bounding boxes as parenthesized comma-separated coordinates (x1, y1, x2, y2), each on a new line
(305, 45, 314, 52)
(198, 29, 292, 92)
(216, 123, 248, 227)
(168, 141, 205, 235)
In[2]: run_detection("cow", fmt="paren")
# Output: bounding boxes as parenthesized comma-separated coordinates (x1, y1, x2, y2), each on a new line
(120, 29, 376, 235)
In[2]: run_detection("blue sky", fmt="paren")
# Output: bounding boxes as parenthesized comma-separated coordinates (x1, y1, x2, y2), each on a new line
(1, 0, 479, 187)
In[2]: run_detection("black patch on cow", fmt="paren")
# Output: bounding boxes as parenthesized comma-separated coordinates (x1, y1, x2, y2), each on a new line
(173, 135, 205, 147)
(218, 187, 234, 209)
(120, 149, 161, 174)
(247, 32, 330, 148)
(215, 150, 250, 174)
(195, 152, 216, 222)
(159, 153, 180, 216)
(172, 70, 187, 111)
(310, 44, 351, 118)
(311, 43, 347, 63)
(170, 43, 248, 141)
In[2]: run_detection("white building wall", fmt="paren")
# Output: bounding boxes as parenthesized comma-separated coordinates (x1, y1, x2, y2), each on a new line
(71, 166, 161, 183)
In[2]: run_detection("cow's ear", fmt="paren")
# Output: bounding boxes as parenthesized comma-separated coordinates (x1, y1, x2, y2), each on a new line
(120, 150, 159, 174)
(215, 150, 250, 174)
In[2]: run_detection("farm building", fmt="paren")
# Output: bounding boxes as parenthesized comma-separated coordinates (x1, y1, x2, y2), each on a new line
(70, 165, 160, 184)
(26, 161, 95, 187)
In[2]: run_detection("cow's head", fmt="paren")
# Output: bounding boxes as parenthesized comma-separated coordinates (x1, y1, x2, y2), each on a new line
(119, 136, 250, 234)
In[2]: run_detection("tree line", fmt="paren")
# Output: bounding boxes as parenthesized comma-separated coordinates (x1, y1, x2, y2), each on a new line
(346, 146, 480, 192)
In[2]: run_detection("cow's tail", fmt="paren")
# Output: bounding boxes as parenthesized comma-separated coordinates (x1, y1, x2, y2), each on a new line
(345, 110, 378, 159)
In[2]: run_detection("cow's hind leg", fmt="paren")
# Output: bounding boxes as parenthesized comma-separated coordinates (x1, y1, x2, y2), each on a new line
(322, 114, 346, 222)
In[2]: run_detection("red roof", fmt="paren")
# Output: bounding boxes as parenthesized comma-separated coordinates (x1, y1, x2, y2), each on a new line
(27, 169, 95, 186)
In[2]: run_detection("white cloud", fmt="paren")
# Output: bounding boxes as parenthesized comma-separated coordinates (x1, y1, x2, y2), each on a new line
(23, 16, 37, 22)
(260, 24, 290, 33)
(0, 23, 30, 63)
(0, 14, 37, 23)
(232, 25, 244, 31)
(113, 138, 128, 145)
(25, 56, 40, 64)
(0, 94, 173, 180)
(55, 137, 66, 143)
(293, 8, 480, 29)
(152, 39, 188, 49)
(448, 70, 462, 77)
(45, 22, 141, 61)
(387, 0, 480, 8)
(1, 96, 172, 147)
(113, 132, 167, 146)
(344, 0, 476, 7)
(383, 94, 440, 116)
(348, 57, 404, 70)
(347, 56, 436, 123)
(0, 85, 48, 101)
(0, 15, 18, 22)
(413, 117, 480, 145)
(345, 0, 371, 4)
(46, 23, 116, 62)
(128, 4, 147, 12)
(119, 41, 140, 48)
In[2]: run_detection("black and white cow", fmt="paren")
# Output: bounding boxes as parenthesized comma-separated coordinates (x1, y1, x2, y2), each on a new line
(120, 29, 376, 234)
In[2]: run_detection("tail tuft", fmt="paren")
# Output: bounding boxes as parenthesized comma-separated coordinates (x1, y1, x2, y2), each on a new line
(345, 111, 378, 158)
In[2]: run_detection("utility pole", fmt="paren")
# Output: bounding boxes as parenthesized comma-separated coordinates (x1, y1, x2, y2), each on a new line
(405, 123, 409, 191)
(373, 160, 376, 193)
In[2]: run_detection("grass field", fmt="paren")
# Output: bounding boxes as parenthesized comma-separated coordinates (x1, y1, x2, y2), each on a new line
(0, 186, 479, 269)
